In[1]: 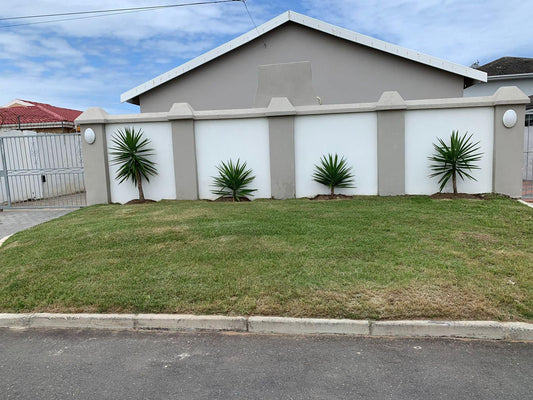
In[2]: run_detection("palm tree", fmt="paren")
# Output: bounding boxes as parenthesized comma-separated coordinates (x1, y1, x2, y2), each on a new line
(211, 159, 257, 202)
(428, 130, 483, 194)
(110, 127, 157, 201)
(312, 153, 355, 197)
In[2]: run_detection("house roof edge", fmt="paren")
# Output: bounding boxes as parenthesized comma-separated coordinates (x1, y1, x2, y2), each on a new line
(120, 10, 486, 104)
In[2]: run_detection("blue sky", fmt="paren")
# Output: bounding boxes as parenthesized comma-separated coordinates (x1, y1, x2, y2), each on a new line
(0, 0, 530, 114)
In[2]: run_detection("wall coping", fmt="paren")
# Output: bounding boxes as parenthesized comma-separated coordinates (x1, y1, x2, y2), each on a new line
(76, 87, 530, 124)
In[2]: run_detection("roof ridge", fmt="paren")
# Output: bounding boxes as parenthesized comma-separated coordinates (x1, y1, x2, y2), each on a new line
(35, 104, 65, 120)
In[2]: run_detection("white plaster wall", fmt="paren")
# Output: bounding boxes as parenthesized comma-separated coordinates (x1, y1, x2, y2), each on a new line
(106, 122, 175, 204)
(405, 107, 494, 195)
(294, 113, 377, 197)
(195, 118, 271, 200)
(464, 80, 533, 97)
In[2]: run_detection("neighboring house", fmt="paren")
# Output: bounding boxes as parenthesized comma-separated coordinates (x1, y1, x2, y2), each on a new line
(465, 56, 533, 122)
(0, 99, 82, 133)
(121, 11, 486, 113)
(465, 57, 533, 100)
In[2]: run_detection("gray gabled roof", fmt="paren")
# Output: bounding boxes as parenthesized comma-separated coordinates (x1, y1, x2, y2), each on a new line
(479, 57, 533, 76)
(121, 10, 487, 104)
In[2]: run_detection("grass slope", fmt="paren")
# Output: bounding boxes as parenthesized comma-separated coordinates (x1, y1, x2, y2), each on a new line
(0, 197, 532, 321)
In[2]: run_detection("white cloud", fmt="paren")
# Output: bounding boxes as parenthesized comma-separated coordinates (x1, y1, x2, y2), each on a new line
(0, 31, 85, 63)
(1, 0, 252, 41)
(301, 0, 532, 65)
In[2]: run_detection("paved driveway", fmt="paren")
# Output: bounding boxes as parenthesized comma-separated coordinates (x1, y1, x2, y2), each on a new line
(0, 209, 75, 239)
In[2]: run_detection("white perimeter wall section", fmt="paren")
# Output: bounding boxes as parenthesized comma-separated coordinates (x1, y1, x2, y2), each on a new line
(294, 113, 378, 197)
(195, 118, 271, 200)
(405, 107, 494, 195)
(106, 122, 176, 204)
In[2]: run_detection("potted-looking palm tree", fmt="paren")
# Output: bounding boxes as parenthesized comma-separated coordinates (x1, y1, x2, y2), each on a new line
(110, 127, 158, 202)
(211, 159, 257, 202)
(428, 130, 483, 195)
(312, 153, 355, 198)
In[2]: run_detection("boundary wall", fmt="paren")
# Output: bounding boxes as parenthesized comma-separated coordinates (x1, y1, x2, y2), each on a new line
(76, 87, 529, 205)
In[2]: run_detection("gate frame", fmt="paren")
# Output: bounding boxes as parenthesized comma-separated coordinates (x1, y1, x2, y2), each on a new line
(0, 132, 86, 209)
(523, 113, 533, 199)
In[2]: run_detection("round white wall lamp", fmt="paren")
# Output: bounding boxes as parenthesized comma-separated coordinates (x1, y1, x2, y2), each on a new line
(84, 128, 96, 144)
(502, 110, 517, 128)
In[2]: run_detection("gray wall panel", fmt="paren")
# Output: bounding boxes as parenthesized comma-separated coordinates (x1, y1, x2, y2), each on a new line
(139, 23, 464, 113)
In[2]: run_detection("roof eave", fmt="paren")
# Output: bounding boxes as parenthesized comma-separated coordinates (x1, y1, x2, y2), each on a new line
(487, 73, 533, 81)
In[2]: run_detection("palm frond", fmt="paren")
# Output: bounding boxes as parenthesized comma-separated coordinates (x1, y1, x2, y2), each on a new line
(211, 159, 257, 201)
(312, 153, 355, 195)
(428, 130, 483, 193)
(109, 127, 158, 198)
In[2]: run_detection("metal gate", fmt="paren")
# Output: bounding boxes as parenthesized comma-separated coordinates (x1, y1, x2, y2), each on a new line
(524, 115, 533, 199)
(0, 133, 86, 209)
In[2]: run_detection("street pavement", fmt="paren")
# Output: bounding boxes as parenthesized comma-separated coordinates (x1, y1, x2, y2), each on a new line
(0, 329, 531, 399)
(0, 209, 74, 239)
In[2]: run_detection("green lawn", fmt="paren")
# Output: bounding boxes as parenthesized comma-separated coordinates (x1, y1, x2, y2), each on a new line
(0, 197, 532, 321)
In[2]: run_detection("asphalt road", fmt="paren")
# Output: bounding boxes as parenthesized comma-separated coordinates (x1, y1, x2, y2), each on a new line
(0, 329, 531, 400)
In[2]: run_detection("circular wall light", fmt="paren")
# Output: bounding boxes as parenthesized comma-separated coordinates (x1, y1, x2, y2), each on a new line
(502, 110, 517, 128)
(84, 128, 96, 144)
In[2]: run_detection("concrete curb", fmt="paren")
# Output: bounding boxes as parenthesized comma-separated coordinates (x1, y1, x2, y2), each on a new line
(248, 316, 370, 335)
(518, 199, 533, 209)
(0, 313, 531, 341)
(0, 235, 12, 248)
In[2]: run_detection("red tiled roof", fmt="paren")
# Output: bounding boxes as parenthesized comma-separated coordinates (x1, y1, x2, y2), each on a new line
(0, 100, 82, 126)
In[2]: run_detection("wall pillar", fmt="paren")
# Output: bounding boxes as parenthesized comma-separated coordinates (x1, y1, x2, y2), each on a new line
(168, 103, 198, 200)
(267, 98, 296, 199)
(376, 92, 406, 195)
(76, 108, 110, 206)
(492, 87, 529, 197)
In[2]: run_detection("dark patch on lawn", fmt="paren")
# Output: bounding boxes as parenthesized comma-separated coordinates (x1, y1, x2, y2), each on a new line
(311, 194, 354, 200)
(430, 193, 484, 200)
(212, 196, 251, 202)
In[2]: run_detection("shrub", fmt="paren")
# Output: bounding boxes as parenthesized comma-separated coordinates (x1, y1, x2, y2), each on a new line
(110, 127, 157, 201)
(312, 153, 355, 196)
(211, 159, 257, 202)
(429, 130, 483, 194)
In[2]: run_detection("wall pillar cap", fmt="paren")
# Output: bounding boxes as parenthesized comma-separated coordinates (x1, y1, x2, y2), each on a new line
(75, 107, 109, 124)
(492, 86, 530, 105)
(376, 91, 407, 110)
(168, 103, 195, 120)
(266, 97, 296, 116)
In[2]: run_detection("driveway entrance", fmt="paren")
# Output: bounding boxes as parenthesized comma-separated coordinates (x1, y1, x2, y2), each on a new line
(0, 208, 74, 239)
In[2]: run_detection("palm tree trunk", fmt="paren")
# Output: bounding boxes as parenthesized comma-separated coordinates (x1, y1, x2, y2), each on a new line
(136, 171, 145, 201)
(452, 172, 457, 195)
(330, 186, 335, 197)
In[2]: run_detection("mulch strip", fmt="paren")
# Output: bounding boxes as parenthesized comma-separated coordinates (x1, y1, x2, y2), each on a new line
(212, 196, 251, 202)
(430, 193, 483, 200)
(124, 199, 157, 205)
(310, 194, 354, 200)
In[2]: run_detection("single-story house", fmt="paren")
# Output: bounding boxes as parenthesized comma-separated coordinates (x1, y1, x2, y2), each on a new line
(0, 99, 82, 133)
(121, 11, 487, 113)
